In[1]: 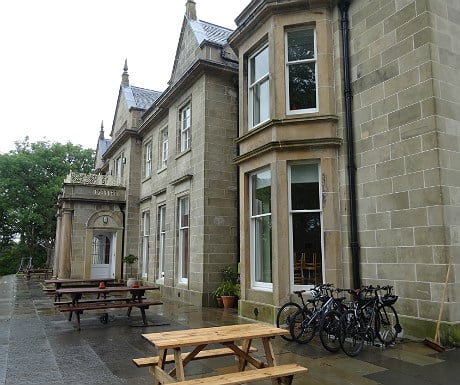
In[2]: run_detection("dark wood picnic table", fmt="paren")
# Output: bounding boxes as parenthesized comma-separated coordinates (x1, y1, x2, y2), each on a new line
(43, 278, 116, 300)
(53, 285, 162, 330)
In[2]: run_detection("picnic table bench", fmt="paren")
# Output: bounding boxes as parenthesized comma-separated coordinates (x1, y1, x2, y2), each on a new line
(54, 285, 162, 330)
(136, 323, 308, 385)
(43, 278, 116, 300)
(26, 268, 53, 280)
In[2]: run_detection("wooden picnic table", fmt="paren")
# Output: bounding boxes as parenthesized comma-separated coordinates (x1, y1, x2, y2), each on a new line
(137, 323, 308, 385)
(44, 277, 116, 290)
(43, 278, 117, 301)
(54, 285, 162, 330)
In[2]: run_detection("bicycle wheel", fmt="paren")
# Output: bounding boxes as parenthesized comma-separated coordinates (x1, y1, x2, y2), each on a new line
(340, 310, 364, 357)
(319, 310, 342, 352)
(276, 302, 302, 341)
(376, 304, 401, 345)
(289, 308, 316, 344)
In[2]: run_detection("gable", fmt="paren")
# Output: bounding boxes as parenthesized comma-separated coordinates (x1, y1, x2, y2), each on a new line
(110, 85, 161, 139)
(169, 16, 235, 86)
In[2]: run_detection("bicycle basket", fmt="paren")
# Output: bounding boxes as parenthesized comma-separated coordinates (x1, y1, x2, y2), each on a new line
(382, 294, 398, 305)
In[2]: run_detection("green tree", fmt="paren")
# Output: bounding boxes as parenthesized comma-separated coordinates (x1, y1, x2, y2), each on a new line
(0, 138, 94, 274)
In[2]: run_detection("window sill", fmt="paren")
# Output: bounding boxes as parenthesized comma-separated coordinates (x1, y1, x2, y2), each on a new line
(175, 148, 191, 160)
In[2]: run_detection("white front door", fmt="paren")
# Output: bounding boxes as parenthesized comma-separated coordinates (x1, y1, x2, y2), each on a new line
(91, 232, 116, 279)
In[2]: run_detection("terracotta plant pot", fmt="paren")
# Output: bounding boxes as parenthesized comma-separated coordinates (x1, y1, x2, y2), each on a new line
(221, 295, 235, 308)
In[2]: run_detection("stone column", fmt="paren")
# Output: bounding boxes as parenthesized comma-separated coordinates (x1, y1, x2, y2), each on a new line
(53, 213, 62, 278)
(59, 209, 72, 278)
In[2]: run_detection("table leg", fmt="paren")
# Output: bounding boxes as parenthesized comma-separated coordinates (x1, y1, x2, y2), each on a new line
(173, 348, 185, 381)
(262, 337, 276, 367)
(262, 337, 285, 385)
(238, 339, 251, 371)
(154, 349, 167, 385)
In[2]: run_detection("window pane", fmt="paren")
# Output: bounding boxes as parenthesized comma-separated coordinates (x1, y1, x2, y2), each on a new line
(180, 106, 191, 152)
(145, 143, 152, 177)
(259, 79, 270, 123)
(179, 228, 189, 279)
(292, 213, 322, 285)
(287, 29, 314, 61)
(288, 62, 316, 110)
(254, 215, 272, 283)
(161, 129, 168, 167)
(157, 205, 166, 279)
(179, 197, 189, 280)
(142, 212, 149, 279)
(250, 46, 269, 83)
(291, 164, 319, 210)
(252, 170, 271, 215)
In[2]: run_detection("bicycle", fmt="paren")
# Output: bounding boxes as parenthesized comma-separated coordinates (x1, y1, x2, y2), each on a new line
(276, 288, 318, 341)
(339, 285, 401, 357)
(289, 284, 348, 352)
(317, 288, 350, 352)
(375, 285, 401, 345)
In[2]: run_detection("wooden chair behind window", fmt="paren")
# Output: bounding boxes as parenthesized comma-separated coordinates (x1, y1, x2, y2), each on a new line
(303, 252, 321, 284)
(293, 253, 305, 285)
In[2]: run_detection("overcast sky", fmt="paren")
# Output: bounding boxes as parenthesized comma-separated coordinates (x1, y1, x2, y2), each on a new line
(0, 0, 250, 154)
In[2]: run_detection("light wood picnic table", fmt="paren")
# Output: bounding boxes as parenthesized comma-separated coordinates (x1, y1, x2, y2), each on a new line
(140, 323, 307, 385)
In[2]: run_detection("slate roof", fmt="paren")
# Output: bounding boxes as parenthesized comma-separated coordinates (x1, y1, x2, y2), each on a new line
(122, 85, 162, 111)
(97, 137, 111, 155)
(189, 19, 233, 46)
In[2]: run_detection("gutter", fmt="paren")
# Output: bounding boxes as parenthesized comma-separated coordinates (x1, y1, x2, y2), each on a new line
(339, 0, 361, 289)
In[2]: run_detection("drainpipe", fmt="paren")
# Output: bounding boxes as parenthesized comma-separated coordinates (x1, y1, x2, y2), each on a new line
(339, 0, 361, 289)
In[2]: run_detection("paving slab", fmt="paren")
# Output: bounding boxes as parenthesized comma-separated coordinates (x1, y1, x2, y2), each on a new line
(0, 274, 458, 385)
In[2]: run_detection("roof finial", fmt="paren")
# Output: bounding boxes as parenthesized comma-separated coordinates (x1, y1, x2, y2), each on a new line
(186, 0, 197, 20)
(121, 59, 129, 86)
(99, 121, 105, 140)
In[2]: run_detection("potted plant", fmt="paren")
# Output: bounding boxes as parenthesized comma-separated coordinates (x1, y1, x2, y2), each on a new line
(212, 266, 240, 308)
(122, 254, 138, 287)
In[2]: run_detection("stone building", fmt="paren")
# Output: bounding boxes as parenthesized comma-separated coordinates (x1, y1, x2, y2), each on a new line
(53, 0, 459, 342)
(54, 0, 239, 307)
(228, 0, 459, 342)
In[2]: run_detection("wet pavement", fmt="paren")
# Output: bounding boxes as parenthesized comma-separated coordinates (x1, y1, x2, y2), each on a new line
(0, 274, 458, 385)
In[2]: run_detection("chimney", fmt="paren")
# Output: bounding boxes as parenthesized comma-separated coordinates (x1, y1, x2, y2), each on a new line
(186, 0, 197, 20)
(121, 59, 129, 86)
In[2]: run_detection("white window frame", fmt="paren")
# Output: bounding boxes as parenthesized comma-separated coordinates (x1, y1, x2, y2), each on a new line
(144, 142, 152, 178)
(157, 204, 166, 280)
(288, 162, 323, 291)
(115, 154, 123, 179)
(178, 195, 189, 284)
(179, 104, 191, 152)
(249, 168, 273, 291)
(142, 211, 150, 279)
(285, 27, 318, 114)
(248, 45, 270, 129)
(159, 127, 168, 169)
